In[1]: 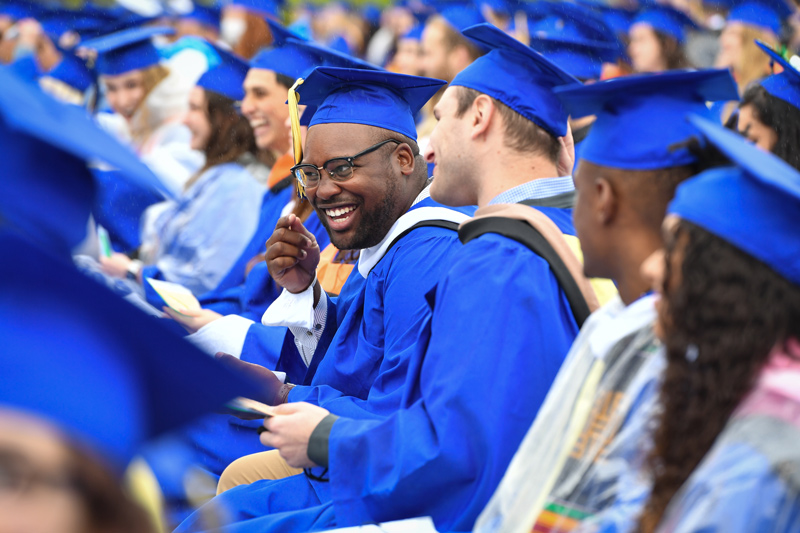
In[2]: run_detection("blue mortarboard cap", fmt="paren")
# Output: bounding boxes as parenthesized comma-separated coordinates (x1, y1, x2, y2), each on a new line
(197, 42, 249, 101)
(574, 0, 635, 35)
(39, 6, 155, 43)
(728, 0, 793, 34)
(0, 232, 259, 470)
(0, 0, 43, 20)
(231, 0, 280, 18)
(81, 26, 173, 76)
(183, 2, 221, 30)
(632, 5, 698, 44)
(0, 66, 171, 256)
(47, 47, 94, 93)
(439, 4, 486, 32)
(453, 23, 579, 138)
(526, 1, 615, 43)
(362, 4, 382, 26)
(756, 40, 800, 109)
(251, 20, 379, 81)
(669, 114, 800, 284)
(402, 24, 425, 41)
(297, 66, 446, 140)
(531, 37, 620, 80)
(327, 34, 353, 56)
(481, 0, 512, 16)
(554, 69, 739, 170)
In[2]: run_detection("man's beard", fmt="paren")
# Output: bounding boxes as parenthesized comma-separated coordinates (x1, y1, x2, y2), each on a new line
(316, 179, 401, 251)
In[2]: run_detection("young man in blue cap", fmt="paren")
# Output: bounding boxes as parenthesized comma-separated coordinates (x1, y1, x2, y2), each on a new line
(173, 65, 475, 532)
(176, 24, 597, 533)
(475, 68, 740, 533)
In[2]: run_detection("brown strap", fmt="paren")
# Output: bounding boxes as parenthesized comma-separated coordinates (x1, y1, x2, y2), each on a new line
(462, 204, 600, 314)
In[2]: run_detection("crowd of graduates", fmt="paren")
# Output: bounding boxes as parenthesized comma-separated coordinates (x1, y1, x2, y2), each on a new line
(1, 0, 800, 532)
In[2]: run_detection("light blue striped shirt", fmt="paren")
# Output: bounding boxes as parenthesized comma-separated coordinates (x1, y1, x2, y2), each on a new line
(488, 176, 575, 205)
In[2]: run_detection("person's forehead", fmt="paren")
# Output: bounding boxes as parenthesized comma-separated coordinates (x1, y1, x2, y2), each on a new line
(244, 68, 278, 90)
(422, 22, 445, 46)
(102, 70, 141, 85)
(305, 123, 376, 160)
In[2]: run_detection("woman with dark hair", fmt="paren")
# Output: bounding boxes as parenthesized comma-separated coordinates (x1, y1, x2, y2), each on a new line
(101, 53, 264, 300)
(633, 118, 800, 532)
(734, 41, 800, 170)
(628, 5, 694, 73)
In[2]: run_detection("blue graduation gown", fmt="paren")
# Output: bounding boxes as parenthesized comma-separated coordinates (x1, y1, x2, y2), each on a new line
(196, 178, 293, 316)
(91, 168, 165, 253)
(140, 162, 264, 305)
(177, 205, 579, 532)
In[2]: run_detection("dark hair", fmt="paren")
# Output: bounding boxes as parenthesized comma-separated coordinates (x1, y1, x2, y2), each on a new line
(69, 444, 154, 533)
(201, 89, 257, 172)
(655, 30, 691, 70)
(455, 86, 561, 163)
(274, 72, 296, 91)
(740, 84, 800, 170)
(638, 220, 800, 533)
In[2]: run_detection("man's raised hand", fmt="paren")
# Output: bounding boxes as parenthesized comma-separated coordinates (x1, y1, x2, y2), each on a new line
(265, 214, 320, 294)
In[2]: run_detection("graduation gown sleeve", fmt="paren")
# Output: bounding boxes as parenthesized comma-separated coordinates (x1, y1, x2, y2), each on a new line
(287, 227, 468, 421)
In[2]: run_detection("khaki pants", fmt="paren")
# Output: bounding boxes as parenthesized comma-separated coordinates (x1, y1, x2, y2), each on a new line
(216, 450, 303, 495)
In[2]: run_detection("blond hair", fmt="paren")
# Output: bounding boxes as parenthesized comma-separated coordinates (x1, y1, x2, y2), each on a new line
(128, 64, 170, 148)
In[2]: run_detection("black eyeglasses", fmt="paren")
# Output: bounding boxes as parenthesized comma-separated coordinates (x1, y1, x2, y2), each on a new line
(291, 139, 402, 190)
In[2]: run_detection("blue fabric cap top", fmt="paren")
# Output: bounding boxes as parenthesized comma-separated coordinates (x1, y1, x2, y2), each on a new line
(530, 37, 619, 81)
(251, 20, 379, 81)
(402, 24, 425, 41)
(439, 3, 486, 32)
(297, 66, 446, 140)
(669, 114, 800, 285)
(231, 0, 281, 18)
(632, 5, 698, 44)
(47, 47, 94, 93)
(81, 26, 173, 76)
(527, 5, 621, 81)
(183, 2, 221, 30)
(526, 1, 617, 44)
(453, 23, 579, 138)
(554, 69, 739, 170)
(197, 43, 249, 101)
(756, 41, 800, 109)
(0, 232, 259, 471)
(0, 66, 171, 256)
(728, 0, 794, 34)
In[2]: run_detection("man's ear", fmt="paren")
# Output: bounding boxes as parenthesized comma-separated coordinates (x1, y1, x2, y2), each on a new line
(595, 176, 618, 226)
(471, 94, 495, 140)
(395, 142, 417, 176)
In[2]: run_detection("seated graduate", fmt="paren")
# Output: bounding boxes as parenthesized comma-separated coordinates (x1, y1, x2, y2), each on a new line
(580, 117, 800, 532)
(0, 63, 258, 533)
(131, 31, 388, 521)
(98, 45, 265, 301)
(164, 20, 380, 329)
(172, 65, 477, 531)
(81, 26, 205, 194)
(473, 68, 739, 533)
(733, 41, 800, 170)
(178, 22, 608, 533)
